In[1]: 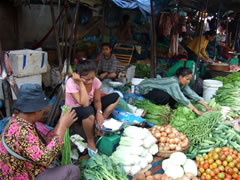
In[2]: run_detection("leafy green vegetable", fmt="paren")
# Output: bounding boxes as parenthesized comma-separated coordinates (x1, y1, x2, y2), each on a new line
(82, 154, 128, 180)
(132, 100, 171, 126)
(61, 105, 72, 165)
(135, 64, 150, 78)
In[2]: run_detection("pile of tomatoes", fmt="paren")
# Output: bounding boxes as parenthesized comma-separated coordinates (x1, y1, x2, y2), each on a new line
(196, 147, 240, 180)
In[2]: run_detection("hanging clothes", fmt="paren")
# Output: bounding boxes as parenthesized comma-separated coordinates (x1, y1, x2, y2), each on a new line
(159, 13, 172, 37)
(3, 52, 13, 76)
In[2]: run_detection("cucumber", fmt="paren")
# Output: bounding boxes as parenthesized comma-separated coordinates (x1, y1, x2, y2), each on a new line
(198, 147, 215, 153)
(203, 139, 215, 145)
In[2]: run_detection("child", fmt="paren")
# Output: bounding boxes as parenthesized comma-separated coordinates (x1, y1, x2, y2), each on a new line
(65, 59, 120, 157)
(0, 84, 80, 179)
(98, 43, 118, 80)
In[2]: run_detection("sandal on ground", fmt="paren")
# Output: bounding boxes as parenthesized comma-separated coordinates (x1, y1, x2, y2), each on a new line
(88, 148, 98, 157)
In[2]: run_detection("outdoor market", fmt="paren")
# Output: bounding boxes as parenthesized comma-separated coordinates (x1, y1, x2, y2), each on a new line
(0, 0, 240, 179)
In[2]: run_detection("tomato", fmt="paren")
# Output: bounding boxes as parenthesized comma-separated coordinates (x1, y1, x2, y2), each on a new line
(220, 154, 226, 161)
(203, 162, 210, 169)
(206, 175, 211, 180)
(200, 157, 205, 162)
(200, 168, 205, 173)
(214, 168, 220, 174)
(215, 147, 221, 153)
(213, 153, 219, 160)
(227, 167, 234, 175)
(223, 147, 229, 151)
(233, 160, 238, 165)
(209, 170, 215, 177)
(218, 165, 225, 172)
(224, 151, 229, 156)
(228, 162, 235, 168)
(212, 163, 218, 169)
(216, 160, 222, 165)
(218, 172, 225, 179)
(224, 177, 231, 180)
(201, 175, 206, 180)
(226, 155, 233, 162)
(205, 169, 211, 174)
(223, 161, 228, 166)
(208, 158, 214, 164)
(233, 167, 239, 173)
(209, 164, 214, 170)
(204, 154, 209, 160)
(225, 174, 232, 179)
(236, 163, 240, 169)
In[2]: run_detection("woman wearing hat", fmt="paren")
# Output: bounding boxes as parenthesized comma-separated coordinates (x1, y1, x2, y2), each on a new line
(0, 84, 81, 180)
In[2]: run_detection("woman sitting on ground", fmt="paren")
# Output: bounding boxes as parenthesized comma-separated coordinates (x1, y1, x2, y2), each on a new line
(65, 59, 120, 157)
(0, 84, 80, 180)
(138, 67, 215, 116)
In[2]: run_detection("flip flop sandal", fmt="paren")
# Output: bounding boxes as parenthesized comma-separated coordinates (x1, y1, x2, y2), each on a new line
(88, 148, 98, 157)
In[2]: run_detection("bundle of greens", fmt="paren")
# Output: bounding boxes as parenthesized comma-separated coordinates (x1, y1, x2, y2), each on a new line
(61, 105, 72, 165)
(132, 100, 171, 126)
(82, 154, 128, 180)
(135, 64, 150, 78)
(170, 106, 196, 133)
(215, 72, 240, 85)
(214, 83, 240, 111)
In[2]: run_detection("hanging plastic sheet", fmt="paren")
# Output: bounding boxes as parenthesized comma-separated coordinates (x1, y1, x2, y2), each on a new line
(112, 0, 167, 18)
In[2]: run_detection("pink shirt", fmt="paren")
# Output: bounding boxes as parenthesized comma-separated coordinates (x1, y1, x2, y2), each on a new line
(65, 77, 102, 107)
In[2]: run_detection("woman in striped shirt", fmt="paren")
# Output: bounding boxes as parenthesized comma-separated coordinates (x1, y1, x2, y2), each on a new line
(138, 67, 215, 115)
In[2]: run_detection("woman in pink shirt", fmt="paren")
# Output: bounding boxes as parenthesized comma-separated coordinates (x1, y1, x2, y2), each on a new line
(65, 60, 120, 157)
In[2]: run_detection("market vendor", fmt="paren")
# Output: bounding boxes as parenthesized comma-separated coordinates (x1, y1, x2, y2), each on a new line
(185, 30, 216, 63)
(138, 67, 214, 115)
(0, 84, 80, 180)
(98, 43, 119, 80)
(65, 59, 120, 157)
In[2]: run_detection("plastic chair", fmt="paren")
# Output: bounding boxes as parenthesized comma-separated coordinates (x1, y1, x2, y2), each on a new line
(112, 43, 135, 72)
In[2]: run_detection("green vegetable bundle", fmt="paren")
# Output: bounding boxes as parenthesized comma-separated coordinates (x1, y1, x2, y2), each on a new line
(214, 83, 240, 111)
(82, 154, 128, 180)
(132, 100, 171, 126)
(170, 106, 196, 132)
(186, 122, 240, 159)
(215, 72, 240, 85)
(183, 111, 222, 146)
(61, 105, 72, 165)
(135, 64, 150, 78)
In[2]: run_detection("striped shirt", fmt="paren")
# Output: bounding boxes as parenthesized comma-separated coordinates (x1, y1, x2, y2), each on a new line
(138, 76, 203, 106)
(98, 54, 118, 73)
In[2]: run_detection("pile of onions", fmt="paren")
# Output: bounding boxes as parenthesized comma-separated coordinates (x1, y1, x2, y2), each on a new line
(149, 125, 189, 152)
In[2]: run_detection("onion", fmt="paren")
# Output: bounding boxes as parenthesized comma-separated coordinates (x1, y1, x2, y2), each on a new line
(172, 128, 178, 133)
(160, 126, 165, 132)
(168, 133, 175, 139)
(157, 126, 161, 130)
(155, 133, 161, 138)
(175, 138, 180, 144)
(166, 124, 171, 128)
(161, 132, 167, 137)
(163, 146, 170, 151)
(160, 137, 167, 143)
(176, 146, 182, 151)
(159, 146, 164, 151)
(180, 135, 186, 141)
(169, 139, 176, 144)
(160, 143, 165, 147)
(169, 144, 176, 150)
(181, 140, 189, 148)
(165, 127, 172, 134)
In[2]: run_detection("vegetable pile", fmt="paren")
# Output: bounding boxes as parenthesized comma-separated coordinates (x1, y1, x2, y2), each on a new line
(82, 154, 128, 180)
(132, 171, 173, 180)
(135, 64, 150, 78)
(110, 126, 158, 176)
(187, 122, 240, 159)
(149, 125, 189, 152)
(61, 105, 72, 165)
(196, 147, 240, 180)
(214, 83, 240, 111)
(172, 110, 222, 146)
(162, 152, 198, 179)
(132, 100, 171, 126)
(215, 72, 240, 85)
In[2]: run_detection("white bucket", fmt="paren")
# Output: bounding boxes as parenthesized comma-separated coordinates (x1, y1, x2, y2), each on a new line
(203, 79, 223, 102)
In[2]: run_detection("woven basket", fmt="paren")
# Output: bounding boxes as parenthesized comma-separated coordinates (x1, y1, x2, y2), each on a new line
(157, 142, 190, 158)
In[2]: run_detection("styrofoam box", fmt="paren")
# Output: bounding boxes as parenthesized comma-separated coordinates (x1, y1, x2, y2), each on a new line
(0, 74, 42, 100)
(9, 49, 48, 77)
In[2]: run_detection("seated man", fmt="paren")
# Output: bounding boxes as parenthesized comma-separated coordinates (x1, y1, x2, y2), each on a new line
(98, 43, 118, 80)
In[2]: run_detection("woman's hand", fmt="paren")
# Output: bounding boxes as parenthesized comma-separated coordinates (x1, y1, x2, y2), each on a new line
(72, 72, 86, 84)
(207, 107, 216, 111)
(96, 112, 104, 128)
(59, 108, 78, 128)
(99, 72, 108, 80)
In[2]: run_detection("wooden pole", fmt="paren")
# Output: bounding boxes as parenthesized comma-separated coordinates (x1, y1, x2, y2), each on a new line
(50, 0, 63, 71)
(150, 0, 157, 78)
(64, 0, 69, 61)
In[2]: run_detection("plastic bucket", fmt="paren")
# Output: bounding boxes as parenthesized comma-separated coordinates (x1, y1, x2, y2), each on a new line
(203, 80, 223, 102)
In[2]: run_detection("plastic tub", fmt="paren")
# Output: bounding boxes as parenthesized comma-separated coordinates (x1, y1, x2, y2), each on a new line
(203, 80, 223, 102)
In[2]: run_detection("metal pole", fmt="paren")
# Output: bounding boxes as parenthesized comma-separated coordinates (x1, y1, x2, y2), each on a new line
(50, 0, 63, 71)
(150, 0, 157, 78)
